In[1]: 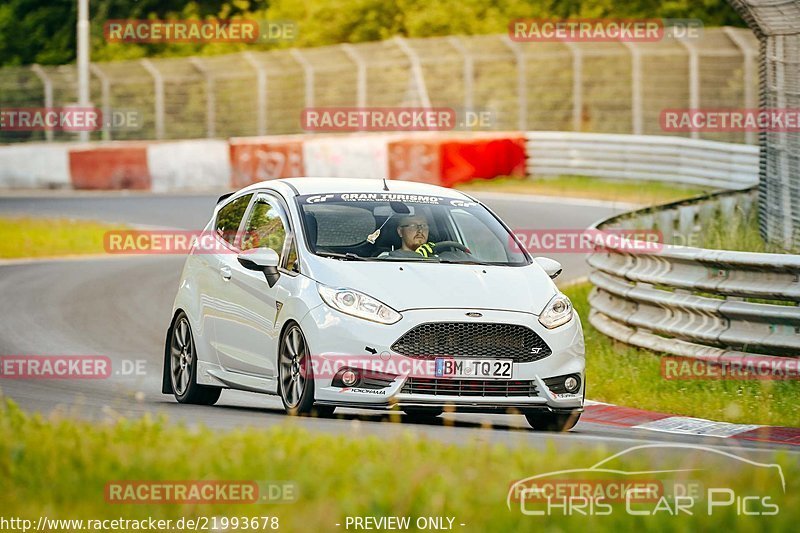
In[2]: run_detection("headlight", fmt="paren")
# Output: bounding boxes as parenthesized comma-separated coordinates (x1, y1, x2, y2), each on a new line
(538, 293, 573, 329)
(318, 285, 402, 324)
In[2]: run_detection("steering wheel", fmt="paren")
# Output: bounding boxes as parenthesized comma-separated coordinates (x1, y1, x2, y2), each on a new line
(433, 241, 471, 254)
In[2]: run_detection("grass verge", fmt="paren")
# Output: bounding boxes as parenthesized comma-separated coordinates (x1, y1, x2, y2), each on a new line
(696, 204, 788, 253)
(456, 175, 708, 205)
(0, 217, 123, 259)
(0, 397, 797, 530)
(563, 283, 800, 427)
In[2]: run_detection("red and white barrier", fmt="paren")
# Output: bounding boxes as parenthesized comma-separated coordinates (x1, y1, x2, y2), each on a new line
(0, 143, 72, 188)
(0, 132, 528, 191)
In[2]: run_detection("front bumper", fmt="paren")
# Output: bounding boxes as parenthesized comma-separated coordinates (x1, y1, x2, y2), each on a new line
(300, 304, 585, 412)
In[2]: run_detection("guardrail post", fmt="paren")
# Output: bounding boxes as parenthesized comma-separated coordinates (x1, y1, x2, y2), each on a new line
(447, 36, 474, 113)
(290, 48, 315, 110)
(140, 59, 165, 140)
(565, 43, 583, 132)
(623, 42, 643, 135)
(190, 57, 215, 138)
(30, 65, 53, 142)
(501, 35, 527, 130)
(89, 64, 111, 141)
(724, 27, 758, 145)
(678, 38, 700, 140)
(394, 37, 432, 108)
(243, 52, 268, 136)
(341, 44, 367, 109)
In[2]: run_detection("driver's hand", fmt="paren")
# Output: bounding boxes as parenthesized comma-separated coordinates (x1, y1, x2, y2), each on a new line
(414, 242, 436, 258)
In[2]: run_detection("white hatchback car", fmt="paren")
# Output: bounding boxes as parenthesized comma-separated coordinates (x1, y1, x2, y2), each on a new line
(162, 178, 585, 431)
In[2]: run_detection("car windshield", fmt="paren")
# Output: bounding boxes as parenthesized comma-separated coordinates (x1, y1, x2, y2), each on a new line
(297, 192, 529, 266)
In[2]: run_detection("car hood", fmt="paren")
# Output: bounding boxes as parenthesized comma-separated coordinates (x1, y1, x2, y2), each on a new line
(304, 259, 558, 314)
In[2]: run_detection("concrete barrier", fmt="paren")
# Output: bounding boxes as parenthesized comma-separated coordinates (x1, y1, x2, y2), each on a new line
(302, 135, 395, 179)
(388, 134, 527, 187)
(148, 140, 231, 192)
(0, 143, 72, 189)
(1, 132, 528, 191)
(229, 135, 306, 187)
(69, 143, 151, 190)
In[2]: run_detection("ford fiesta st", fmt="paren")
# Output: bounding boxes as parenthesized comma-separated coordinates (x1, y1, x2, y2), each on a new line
(162, 178, 585, 431)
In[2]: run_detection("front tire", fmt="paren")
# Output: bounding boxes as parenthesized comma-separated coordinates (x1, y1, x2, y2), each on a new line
(525, 411, 581, 432)
(278, 324, 317, 416)
(169, 313, 221, 405)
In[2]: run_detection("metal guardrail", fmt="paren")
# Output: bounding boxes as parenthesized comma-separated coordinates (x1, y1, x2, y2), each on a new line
(587, 187, 800, 360)
(526, 132, 759, 189)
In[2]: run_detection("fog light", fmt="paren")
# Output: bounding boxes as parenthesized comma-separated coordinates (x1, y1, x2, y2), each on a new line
(564, 376, 580, 393)
(341, 369, 359, 387)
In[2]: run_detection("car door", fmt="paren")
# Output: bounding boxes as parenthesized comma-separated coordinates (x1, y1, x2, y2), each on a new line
(213, 191, 299, 378)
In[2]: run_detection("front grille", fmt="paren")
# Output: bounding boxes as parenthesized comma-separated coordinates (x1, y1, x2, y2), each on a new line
(401, 377, 538, 397)
(391, 322, 551, 363)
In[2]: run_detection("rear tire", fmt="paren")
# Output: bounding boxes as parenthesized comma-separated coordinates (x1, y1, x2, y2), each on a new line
(169, 313, 221, 405)
(525, 412, 580, 432)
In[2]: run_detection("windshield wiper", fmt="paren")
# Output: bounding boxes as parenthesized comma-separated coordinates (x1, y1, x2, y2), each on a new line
(315, 251, 368, 261)
(437, 259, 495, 266)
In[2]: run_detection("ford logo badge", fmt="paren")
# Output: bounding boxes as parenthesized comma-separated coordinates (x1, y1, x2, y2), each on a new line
(465, 312, 482, 318)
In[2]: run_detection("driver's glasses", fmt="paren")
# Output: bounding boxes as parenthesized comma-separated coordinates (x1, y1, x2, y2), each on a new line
(400, 223, 429, 231)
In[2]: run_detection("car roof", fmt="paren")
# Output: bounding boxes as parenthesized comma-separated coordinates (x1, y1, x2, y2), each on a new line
(238, 177, 475, 200)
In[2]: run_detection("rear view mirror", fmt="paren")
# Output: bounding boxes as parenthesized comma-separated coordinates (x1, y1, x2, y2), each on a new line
(238, 248, 281, 287)
(373, 204, 414, 217)
(534, 257, 563, 279)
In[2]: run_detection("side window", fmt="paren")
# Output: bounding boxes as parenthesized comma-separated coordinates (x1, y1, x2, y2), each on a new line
(242, 195, 298, 272)
(215, 194, 253, 247)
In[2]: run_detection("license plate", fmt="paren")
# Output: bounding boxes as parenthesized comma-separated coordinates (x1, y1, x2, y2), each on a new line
(434, 358, 513, 380)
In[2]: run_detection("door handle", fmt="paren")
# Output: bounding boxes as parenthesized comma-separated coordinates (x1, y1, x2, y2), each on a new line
(220, 265, 232, 280)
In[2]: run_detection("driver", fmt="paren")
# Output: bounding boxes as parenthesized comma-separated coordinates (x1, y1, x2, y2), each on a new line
(396, 214, 437, 257)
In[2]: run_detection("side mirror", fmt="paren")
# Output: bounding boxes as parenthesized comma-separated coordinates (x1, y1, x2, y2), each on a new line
(237, 248, 281, 287)
(534, 257, 562, 279)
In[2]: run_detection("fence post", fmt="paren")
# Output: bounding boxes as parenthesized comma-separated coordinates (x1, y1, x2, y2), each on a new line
(447, 36, 474, 112)
(243, 52, 268, 136)
(393, 37, 432, 108)
(678, 38, 700, 140)
(89, 64, 111, 141)
(341, 44, 367, 109)
(30, 65, 53, 142)
(501, 35, 527, 131)
(564, 43, 583, 132)
(190, 57, 215, 138)
(140, 59, 165, 140)
(623, 42, 643, 135)
(290, 48, 315, 110)
(724, 27, 758, 145)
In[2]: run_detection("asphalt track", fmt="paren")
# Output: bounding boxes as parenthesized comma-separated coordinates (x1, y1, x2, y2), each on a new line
(0, 191, 796, 461)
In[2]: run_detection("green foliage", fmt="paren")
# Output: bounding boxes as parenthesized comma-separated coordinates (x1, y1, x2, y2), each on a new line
(0, 0, 745, 66)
